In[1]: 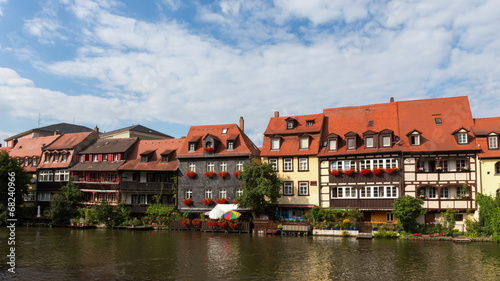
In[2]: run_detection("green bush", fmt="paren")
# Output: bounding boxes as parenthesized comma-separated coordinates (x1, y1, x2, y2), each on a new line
(374, 230, 398, 238)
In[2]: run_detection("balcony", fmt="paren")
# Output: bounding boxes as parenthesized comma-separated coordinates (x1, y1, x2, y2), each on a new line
(329, 171, 400, 184)
(120, 181, 174, 193)
(330, 198, 395, 209)
(420, 198, 475, 210)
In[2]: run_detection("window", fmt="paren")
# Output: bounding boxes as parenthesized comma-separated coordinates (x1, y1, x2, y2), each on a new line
(428, 187, 437, 199)
(141, 156, 148, 163)
(298, 182, 309, 196)
(283, 158, 293, 171)
(205, 189, 213, 199)
(283, 182, 293, 196)
(488, 136, 498, 149)
(236, 188, 243, 198)
(93, 154, 99, 162)
(132, 195, 146, 204)
(269, 158, 278, 171)
(458, 133, 468, 144)
(236, 161, 244, 171)
(347, 138, 355, 149)
(114, 154, 120, 161)
(205, 141, 212, 149)
(365, 137, 373, 148)
(79, 155, 85, 162)
(440, 187, 449, 199)
(38, 192, 51, 201)
(186, 189, 193, 199)
(496, 162, 500, 174)
(330, 160, 356, 171)
(106, 173, 118, 182)
(410, 135, 420, 146)
(219, 189, 227, 199)
(161, 155, 168, 163)
(188, 163, 196, 172)
(386, 213, 394, 222)
(52, 153, 59, 163)
(298, 158, 308, 171)
(61, 154, 68, 163)
(44, 154, 51, 163)
(39, 171, 54, 182)
(147, 173, 155, 182)
(382, 136, 391, 147)
(24, 191, 36, 201)
(306, 121, 313, 126)
(97, 193, 116, 203)
(54, 170, 70, 182)
(24, 158, 29, 167)
(219, 162, 227, 172)
(456, 160, 467, 171)
(299, 137, 309, 149)
(287, 122, 293, 129)
(329, 139, 337, 151)
(227, 141, 234, 151)
(333, 186, 357, 198)
(189, 143, 196, 152)
(435, 118, 442, 125)
(32, 157, 37, 167)
(207, 162, 215, 172)
(103, 154, 108, 161)
(271, 138, 280, 150)
(222, 128, 228, 134)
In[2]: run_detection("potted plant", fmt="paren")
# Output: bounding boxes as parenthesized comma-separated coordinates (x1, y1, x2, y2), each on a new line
(330, 169, 341, 176)
(372, 168, 383, 175)
(205, 171, 215, 178)
(202, 198, 213, 205)
(186, 171, 197, 178)
(344, 169, 356, 176)
(218, 171, 228, 178)
(182, 198, 193, 206)
(215, 197, 227, 204)
(181, 218, 191, 226)
(192, 218, 201, 227)
(217, 219, 227, 228)
(203, 147, 214, 153)
(360, 168, 370, 175)
(207, 219, 217, 227)
(233, 170, 241, 178)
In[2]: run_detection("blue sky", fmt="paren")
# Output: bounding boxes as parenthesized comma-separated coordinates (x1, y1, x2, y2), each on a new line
(1, 0, 499, 146)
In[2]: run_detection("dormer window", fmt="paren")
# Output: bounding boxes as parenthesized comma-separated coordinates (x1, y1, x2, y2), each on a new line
(189, 142, 196, 152)
(488, 134, 498, 150)
(410, 134, 420, 146)
(329, 139, 337, 150)
(285, 117, 297, 130)
(299, 136, 310, 150)
(61, 154, 68, 163)
(365, 137, 374, 148)
(458, 133, 468, 144)
(53, 153, 59, 163)
(347, 138, 355, 150)
(161, 155, 168, 163)
(227, 141, 234, 151)
(93, 154, 99, 162)
(435, 118, 442, 125)
(271, 138, 280, 151)
(287, 122, 293, 129)
(44, 153, 51, 163)
(24, 158, 29, 167)
(141, 155, 148, 163)
(32, 157, 38, 167)
(306, 120, 314, 126)
(382, 136, 391, 147)
(79, 155, 85, 162)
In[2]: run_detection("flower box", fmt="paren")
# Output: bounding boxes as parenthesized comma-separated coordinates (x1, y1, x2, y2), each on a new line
(186, 171, 197, 178)
(372, 168, 383, 175)
(207, 219, 217, 227)
(233, 170, 241, 178)
(203, 147, 214, 153)
(386, 167, 399, 174)
(217, 171, 228, 178)
(205, 171, 215, 178)
(330, 170, 341, 176)
(202, 198, 213, 205)
(360, 168, 370, 175)
(181, 218, 191, 226)
(215, 198, 227, 204)
(228, 221, 239, 229)
(182, 198, 193, 206)
(344, 169, 356, 176)
(416, 167, 425, 173)
(192, 218, 201, 227)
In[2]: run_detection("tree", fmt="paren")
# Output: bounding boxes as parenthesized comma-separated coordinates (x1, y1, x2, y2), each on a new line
(392, 195, 426, 232)
(237, 162, 282, 213)
(0, 150, 30, 224)
(47, 179, 82, 224)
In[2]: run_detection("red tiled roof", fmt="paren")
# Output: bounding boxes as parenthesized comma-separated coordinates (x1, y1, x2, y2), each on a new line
(6, 135, 60, 172)
(79, 138, 138, 154)
(318, 102, 400, 156)
(397, 96, 479, 152)
(477, 138, 500, 159)
(43, 132, 94, 150)
(261, 114, 324, 157)
(37, 150, 76, 169)
(177, 124, 259, 158)
(473, 117, 500, 136)
(119, 139, 184, 171)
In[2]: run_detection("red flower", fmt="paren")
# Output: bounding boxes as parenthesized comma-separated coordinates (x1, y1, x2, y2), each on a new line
(228, 221, 239, 228)
(192, 218, 201, 227)
(233, 198, 239, 204)
(344, 169, 356, 176)
(330, 170, 340, 176)
(202, 198, 213, 205)
(203, 147, 214, 153)
(233, 170, 241, 178)
(215, 198, 227, 204)
(360, 168, 370, 175)
(205, 171, 215, 178)
(181, 218, 191, 226)
(182, 198, 193, 206)
(186, 171, 197, 178)
(207, 219, 217, 227)
(372, 168, 383, 175)
(217, 171, 228, 178)
(217, 219, 227, 227)
(386, 167, 399, 174)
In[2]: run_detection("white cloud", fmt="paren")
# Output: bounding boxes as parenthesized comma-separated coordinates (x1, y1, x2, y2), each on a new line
(0, 0, 7, 17)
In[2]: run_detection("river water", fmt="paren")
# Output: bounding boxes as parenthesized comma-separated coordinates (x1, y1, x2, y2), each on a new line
(1, 227, 499, 280)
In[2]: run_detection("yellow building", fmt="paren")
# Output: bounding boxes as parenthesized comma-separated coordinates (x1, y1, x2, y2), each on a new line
(100, 125, 173, 140)
(474, 117, 500, 198)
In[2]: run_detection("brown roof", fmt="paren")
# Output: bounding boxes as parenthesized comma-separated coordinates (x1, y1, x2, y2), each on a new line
(473, 117, 500, 136)
(264, 113, 324, 135)
(118, 139, 184, 171)
(6, 135, 61, 172)
(177, 124, 260, 158)
(43, 132, 94, 150)
(69, 161, 126, 171)
(80, 138, 138, 154)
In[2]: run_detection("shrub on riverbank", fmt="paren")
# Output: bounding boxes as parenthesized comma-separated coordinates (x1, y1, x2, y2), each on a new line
(373, 230, 398, 238)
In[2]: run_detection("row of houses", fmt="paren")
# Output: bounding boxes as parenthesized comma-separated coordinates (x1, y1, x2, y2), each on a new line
(2, 96, 500, 226)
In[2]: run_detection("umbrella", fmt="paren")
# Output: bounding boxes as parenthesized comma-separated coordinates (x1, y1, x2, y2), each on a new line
(208, 204, 238, 219)
(222, 210, 241, 220)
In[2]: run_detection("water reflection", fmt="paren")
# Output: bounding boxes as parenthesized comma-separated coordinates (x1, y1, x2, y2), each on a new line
(0, 228, 499, 280)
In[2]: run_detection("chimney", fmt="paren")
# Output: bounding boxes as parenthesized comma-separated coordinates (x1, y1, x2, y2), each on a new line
(274, 111, 279, 117)
(94, 126, 99, 133)
(54, 130, 59, 136)
(390, 97, 395, 103)
(239, 117, 244, 132)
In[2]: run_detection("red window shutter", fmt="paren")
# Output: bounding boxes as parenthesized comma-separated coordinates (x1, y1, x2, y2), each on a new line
(117, 154, 121, 161)
(88, 155, 91, 161)
(98, 154, 103, 161)
(108, 154, 113, 161)
(81, 155, 85, 162)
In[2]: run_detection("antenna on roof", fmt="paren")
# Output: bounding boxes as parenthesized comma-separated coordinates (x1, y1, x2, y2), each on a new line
(38, 113, 41, 128)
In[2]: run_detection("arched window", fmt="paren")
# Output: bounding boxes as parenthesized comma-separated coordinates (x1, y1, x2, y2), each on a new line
(495, 162, 500, 174)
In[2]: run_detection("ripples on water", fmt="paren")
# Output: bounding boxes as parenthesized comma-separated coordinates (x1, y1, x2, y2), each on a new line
(0, 228, 499, 280)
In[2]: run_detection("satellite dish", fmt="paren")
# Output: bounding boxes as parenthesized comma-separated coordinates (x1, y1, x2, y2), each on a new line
(30, 178, 35, 183)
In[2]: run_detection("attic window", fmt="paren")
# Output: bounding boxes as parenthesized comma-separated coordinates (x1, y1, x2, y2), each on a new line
(306, 121, 314, 126)
(271, 138, 280, 151)
(287, 122, 294, 129)
(141, 156, 148, 163)
(368, 120, 374, 127)
(488, 135, 498, 150)
(382, 136, 391, 147)
(24, 158, 29, 167)
(365, 137, 374, 148)
(227, 141, 234, 151)
(222, 128, 228, 135)
(161, 155, 168, 163)
(347, 138, 356, 150)
(189, 142, 196, 152)
(299, 136, 309, 149)
(410, 134, 421, 146)
(44, 153, 51, 163)
(458, 133, 468, 144)
(32, 157, 38, 167)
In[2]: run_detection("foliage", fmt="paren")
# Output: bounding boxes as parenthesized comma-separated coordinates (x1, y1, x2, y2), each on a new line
(472, 193, 500, 240)
(114, 200, 131, 226)
(237, 162, 282, 213)
(442, 209, 458, 236)
(392, 195, 426, 232)
(47, 179, 82, 224)
(310, 206, 362, 226)
(92, 200, 115, 228)
(0, 151, 30, 224)
(373, 230, 398, 238)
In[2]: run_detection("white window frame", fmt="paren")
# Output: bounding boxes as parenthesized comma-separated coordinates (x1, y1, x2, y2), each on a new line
(271, 138, 280, 150)
(236, 188, 243, 197)
(382, 136, 391, 147)
(219, 162, 227, 172)
(298, 182, 308, 196)
(365, 137, 374, 148)
(283, 182, 293, 196)
(114, 154, 119, 161)
(189, 143, 196, 152)
(287, 122, 293, 129)
(299, 137, 309, 149)
(269, 158, 278, 171)
(44, 154, 51, 163)
(440, 187, 449, 199)
(54, 170, 70, 182)
(93, 154, 99, 162)
(186, 189, 193, 199)
(333, 186, 357, 198)
(458, 133, 468, 144)
(347, 138, 355, 150)
(205, 189, 213, 199)
(227, 141, 234, 151)
(24, 158, 29, 167)
(53, 153, 59, 163)
(329, 139, 337, 151)
(330, 160, 356, 171)
(455, 160, 467, 170)
(410, 134, 420, 146)
(61, 154, 68, 163)
(207, 162, 215, 172)
(38, 192, 51, 201)
(39, 170, 54, 182)
(283, 158, 293, 171)
(298, 157, 308, 171)
(386, 213, 394, 222)
(428, 187, 437, 199)
(32, 157, 38, 167)
(236, 161, 244, 171)
(488, 136, 498, 149)
(188, 162, 196, 172)
(219, 188, 227, 199)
